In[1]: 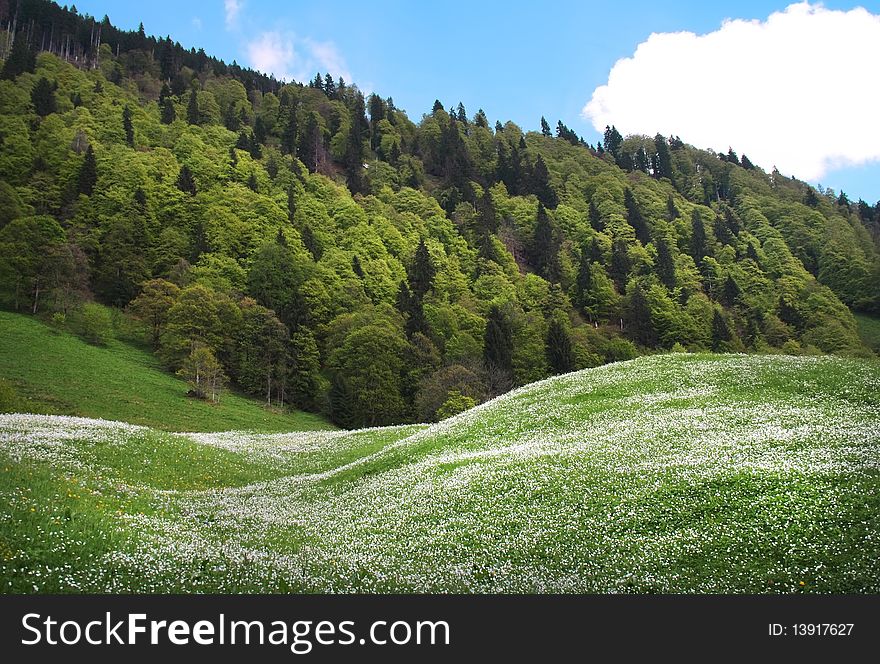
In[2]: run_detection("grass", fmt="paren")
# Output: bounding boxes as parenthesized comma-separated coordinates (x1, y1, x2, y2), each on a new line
(854, 313, 880, 354)
(1, 352, 878, 593)
(0, 311, 331, 433)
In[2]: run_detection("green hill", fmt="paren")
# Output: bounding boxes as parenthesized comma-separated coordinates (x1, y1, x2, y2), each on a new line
(2, 353, 878, 593)
(0, 311, 331, 432)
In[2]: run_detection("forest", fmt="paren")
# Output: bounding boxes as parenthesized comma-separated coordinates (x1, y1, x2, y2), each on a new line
(1, 0, 879, 428)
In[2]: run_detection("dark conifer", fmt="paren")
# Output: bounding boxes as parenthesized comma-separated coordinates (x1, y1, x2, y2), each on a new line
(546, 318, 575, 375)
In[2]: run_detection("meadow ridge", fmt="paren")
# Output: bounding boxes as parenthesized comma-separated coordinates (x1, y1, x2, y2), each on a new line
(1, 352, 879, 593)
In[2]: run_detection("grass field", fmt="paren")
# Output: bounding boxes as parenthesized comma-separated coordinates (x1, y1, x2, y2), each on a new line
(0, 312, 330, 433)
(2, 353, 878, 593)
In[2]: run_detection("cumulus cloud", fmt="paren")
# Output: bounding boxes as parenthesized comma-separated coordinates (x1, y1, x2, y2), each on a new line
(582, 2, 880, 180)
(224, 0, 242, 31)
(245, 31, 352, 84)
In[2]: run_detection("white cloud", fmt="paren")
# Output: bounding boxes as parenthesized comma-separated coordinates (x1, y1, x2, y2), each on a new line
(582, 2, 880, 181)
(192, 17, 203, 31)
(224, 0, 242, 31)
(302, 38, 352, 84)
(245, 31, 352, 84)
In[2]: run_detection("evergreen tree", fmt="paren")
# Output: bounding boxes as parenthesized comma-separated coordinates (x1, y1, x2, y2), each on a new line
(408, 238, 436, 299)
(634, 147, 649, 174)
(186, 88, 199, 125)
(540, 116, 551, 137)
(624, 189, 650, 244)
(344, 94, 367, 193)
(610, 238, 631, 292)
(546, 318, 575, 374)
(176, 165, 196, 196)
(690, 209, 710, 265)
(531, 155, 558, 208)
(31, 77, 57, 117)
(161, 98, 176, 124)
(301, 225, 322, 260)
(483, 305, 513, 394)
(721, 274, 741, 307)
(0, 36, 36, 80)
(122, 104, 134, 146)
(281, 104, 298, 155)
(476, 187, 498, 235)
(654, 133, 673, 181)
(655, 237, 676, 290)
(666, 195, 679, 220)
(711, 309, 732, 351)
(532, 203, 559, 281)
(329, 372, 357, 428)
(456, 102, 468, 124)
(573, 250, 591, 303)
(740, 154, 755, 170)
(432, 99, 444, 114)
(247, 171, 258, 192)
(352, 255, 364, 278)
(588, 200, 603, 232)
(625, 283, 656, 346)
(77, 145, 98, 196)
(603, 125, 623, 160)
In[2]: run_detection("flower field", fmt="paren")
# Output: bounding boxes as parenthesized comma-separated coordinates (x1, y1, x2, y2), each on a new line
(2, 353, 879, 593)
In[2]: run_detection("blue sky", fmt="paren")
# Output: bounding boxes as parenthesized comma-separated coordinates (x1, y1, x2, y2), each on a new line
(70, 1, 880, 203)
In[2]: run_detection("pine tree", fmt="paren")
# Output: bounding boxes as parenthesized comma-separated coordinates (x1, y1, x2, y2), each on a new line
(740, 154, 755, 170)
(540, 116, 551, 137)
(280, 104, 298, 155)
(655, 237, 676, 290)
(31, 77, 57, 117)
(546, 318, 575, 374)
(654, 133, 673, 181)
(186, 88, 199, 125)
(176, 165, 196, 196)
(483, 305, 513, 393)
(588, 200, 603, 232)
(456, 102, 468, 124)
(287, 186, 297, 223)
(531, 155, 558, 208)
(301, 225, 322, 260)
(626, 283, 656, 346)
(603, 125, 623, 159)
(610, 239, 631, 292)
(624, 189, 650, 244)
(690, 209, 710, 265)
(0, 36, 36, 80)
(634, 147, 649, 174)
(329, 373, 356, 429)
(408, 238, 435, 299)
(432, 99, 444, 114)
(122, 104, 134, 146)
(711, 309, 732, 351)
(161, 98, 176, 124)
(532, 203, 559, 281)
(77, 145, 98, 196)
(247, 171, 258, 192)
(721, 275, 741, 307)
(476, 188, 498, 235)
(352, 255, 364, 278)
(576, 248, 592, 310)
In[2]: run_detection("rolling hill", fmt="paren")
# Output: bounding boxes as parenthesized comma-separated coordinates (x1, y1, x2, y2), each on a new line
(0, 311, 331, 432)
(2, 352, 878, 593)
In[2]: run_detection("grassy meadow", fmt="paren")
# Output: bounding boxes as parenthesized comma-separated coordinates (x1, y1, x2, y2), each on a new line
(1, 353, 878, 593)
(0, 312, 330, 432)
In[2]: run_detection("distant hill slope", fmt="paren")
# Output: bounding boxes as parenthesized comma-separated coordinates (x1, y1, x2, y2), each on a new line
(2, 353, 878, 593)
(0, 311, 332, 432)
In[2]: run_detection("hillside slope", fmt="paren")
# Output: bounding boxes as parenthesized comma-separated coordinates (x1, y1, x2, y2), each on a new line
(2, 353, 878, 593)
(0, 311, 331, 432)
